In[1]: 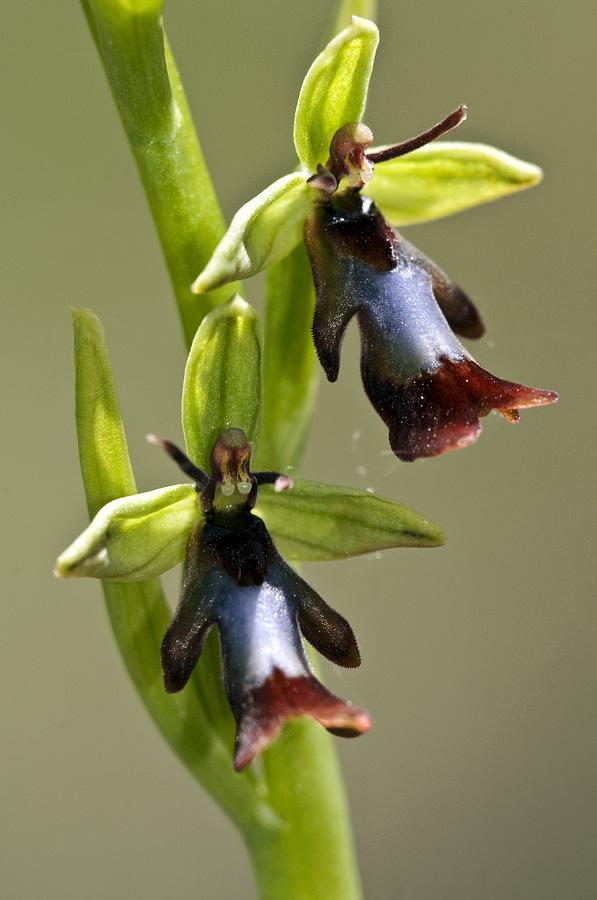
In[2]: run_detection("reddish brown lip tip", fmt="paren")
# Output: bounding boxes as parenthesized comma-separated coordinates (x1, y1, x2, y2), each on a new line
(233, 670, 372, 771)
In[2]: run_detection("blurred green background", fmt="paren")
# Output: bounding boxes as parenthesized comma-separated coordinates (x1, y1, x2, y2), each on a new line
(2, 1, 595, 898)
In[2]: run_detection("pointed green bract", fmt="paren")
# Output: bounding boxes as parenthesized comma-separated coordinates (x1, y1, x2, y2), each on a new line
(365, 141, 543, 225)
(182, 296, 261, 470)
(191, 174, 311, 294)
(256, 479, 444, 561)
(55, 483, 199, 581)
(73, 309, 137, 516)
(293, 17, 378, 174)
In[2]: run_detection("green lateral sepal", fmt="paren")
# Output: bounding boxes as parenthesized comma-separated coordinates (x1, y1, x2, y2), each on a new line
(55, 484, 199, 581)
(257, 478, 444, 561)
(191, 175, 311, 294)
(365, 141, 543, 225)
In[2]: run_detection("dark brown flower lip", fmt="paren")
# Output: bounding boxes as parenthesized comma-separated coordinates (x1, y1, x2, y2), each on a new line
(233, 669, 372, 771)
(363, 355, 558, 462)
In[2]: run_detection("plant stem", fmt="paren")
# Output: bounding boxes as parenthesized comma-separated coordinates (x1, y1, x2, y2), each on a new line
(81, 0, 236, 345)
(249, 721, 362, 900)
(258, 243, 319, 473)
(80, 3, 363, 896)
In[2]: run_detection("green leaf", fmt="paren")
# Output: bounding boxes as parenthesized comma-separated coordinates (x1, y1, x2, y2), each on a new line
(364, 141, 543, 225)
(191, 174, 311, 293)
(293, 17, 379, 174)
(182, 295, 261, 470)
(256, 479, 444, 561)
(55, 484, 199, 581)
(73, 308, 137, 515)
(257, 244, 319, 472)
(71, 308, 274, 831)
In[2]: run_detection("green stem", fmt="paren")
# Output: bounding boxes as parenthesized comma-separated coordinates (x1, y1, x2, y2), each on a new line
(258, 243, 319, 473)
(81, 0, 236, 345)
(250, 720, 362, 900)
(79, 2, 363, 897)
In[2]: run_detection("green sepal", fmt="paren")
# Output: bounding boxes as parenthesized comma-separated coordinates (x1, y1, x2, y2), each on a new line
(364, 141, 543, 225)
(182, 295, 261, 470)
(191, 174, 311, 293)
(55, 484, 199, 582)
(256, 479, 444, 561)
(293, 16, 379, 174)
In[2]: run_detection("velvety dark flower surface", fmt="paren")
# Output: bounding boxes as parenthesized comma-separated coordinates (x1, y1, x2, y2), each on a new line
(304, 191, 557, 461)
(157, 429, 371, 770)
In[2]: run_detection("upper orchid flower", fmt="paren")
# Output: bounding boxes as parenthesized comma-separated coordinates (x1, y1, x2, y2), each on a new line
(191, 18, 557, 460)
(303, 186, 557, 460)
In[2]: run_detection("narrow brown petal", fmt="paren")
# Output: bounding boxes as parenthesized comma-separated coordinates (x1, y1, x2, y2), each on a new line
(161, 524, 216, 693)
(400, 238, 485, 339)
(271, 559, 361, 668)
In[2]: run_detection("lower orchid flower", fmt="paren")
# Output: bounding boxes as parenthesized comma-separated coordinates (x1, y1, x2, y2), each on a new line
(58, 306, 445, 772)
(154, 429, 371, 770)
(59, 423, 374, 770)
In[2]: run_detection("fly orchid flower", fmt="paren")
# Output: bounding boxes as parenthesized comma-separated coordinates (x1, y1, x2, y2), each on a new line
(191, 18, 557, 460)
(57, 304, 444, 770)
(61, 428, 372, 770)
(152, 428, 371, 770)
(303, 185, 557, 460)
